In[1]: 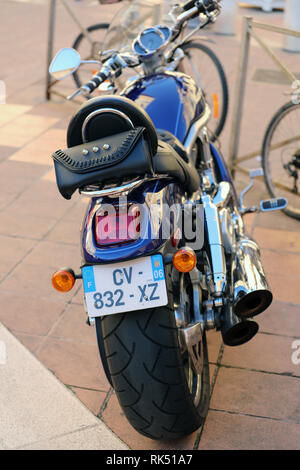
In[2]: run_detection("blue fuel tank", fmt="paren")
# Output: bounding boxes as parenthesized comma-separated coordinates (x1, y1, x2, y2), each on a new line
(123, 71, 205, 143)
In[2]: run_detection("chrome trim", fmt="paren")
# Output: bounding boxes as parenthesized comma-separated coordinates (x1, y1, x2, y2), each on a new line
(80, 180, 145, 198)
(232, 237, 273, 318)
(239, 178, 254, 212)
(174, 274, 188, 331)
(213, 182, 232, 208)
(133, 25, 172, 58)
(219, 207, 235, 255)
(260, 197, 288, 212)
(177, 6, 199, 25)
(173, 271, 202, 407)
(81, 60, 101, 65)
(180, 323, 203, 375)
(202, 193, 227, 296)
(79, 176, 170, 198)
(184, 103, 211, 155)
(81, 108, 134, 143)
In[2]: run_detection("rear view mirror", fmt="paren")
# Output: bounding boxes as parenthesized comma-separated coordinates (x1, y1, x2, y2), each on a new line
(49, 48, 81, 80)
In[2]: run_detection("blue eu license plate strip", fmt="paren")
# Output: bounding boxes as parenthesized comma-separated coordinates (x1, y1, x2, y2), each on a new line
(151, 254, 165, 282)
(82, 266, 96, 293)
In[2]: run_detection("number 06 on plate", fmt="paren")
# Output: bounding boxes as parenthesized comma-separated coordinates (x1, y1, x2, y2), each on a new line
(82, 254, 168, 318)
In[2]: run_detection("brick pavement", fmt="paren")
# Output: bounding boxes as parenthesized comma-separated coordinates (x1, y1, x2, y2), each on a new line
(0, 0, 299, 450)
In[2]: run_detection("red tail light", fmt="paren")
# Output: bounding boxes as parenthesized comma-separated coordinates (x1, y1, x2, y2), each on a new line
(95, 204, 141, 247)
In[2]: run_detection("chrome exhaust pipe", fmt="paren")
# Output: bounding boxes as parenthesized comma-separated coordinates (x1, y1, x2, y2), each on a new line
(221, 303, 259, 347)
(232, 237, 273, 318)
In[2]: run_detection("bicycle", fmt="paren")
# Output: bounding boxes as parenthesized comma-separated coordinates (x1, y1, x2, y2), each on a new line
(262, 100, 300, 220)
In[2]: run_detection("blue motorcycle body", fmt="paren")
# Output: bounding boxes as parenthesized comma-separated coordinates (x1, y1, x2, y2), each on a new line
(82, 71, 233, 263)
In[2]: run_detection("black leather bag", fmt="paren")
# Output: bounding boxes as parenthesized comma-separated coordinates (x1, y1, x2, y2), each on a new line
(52, 127, 154, 199)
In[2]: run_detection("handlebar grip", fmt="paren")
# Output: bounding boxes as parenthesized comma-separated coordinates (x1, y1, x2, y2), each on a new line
(202, 0, 220, 12)
(183, 0, 197, 10)
(81, 71, 107, 94)
(183, 0, 219, 15)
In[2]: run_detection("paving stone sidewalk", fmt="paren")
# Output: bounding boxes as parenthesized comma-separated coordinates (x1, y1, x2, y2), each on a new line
(0, 322, 128, 450)
(0, 0, 299, 450)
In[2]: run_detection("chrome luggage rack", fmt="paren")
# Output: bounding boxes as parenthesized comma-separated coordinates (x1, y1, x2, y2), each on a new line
(79, 175, 171, 198)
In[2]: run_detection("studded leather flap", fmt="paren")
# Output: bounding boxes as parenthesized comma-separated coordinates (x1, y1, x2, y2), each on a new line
(52, 127, 145, 174)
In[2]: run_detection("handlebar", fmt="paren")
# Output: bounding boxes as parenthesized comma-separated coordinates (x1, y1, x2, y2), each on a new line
(69, 0, 221, 99)
(80, 53, 126, 97)
(177, 0, 221, 25)
(81, 71, 108, 95)
(183, 0, 220, 12)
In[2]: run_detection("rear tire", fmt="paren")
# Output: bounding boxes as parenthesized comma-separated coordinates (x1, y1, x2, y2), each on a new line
(96, 305, 210, 440)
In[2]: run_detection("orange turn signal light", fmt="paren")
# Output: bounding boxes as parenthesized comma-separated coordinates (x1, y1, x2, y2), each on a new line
(173, 248, 197, 273)
(213, 93, 219, 119)
(52, 269, 75, 292)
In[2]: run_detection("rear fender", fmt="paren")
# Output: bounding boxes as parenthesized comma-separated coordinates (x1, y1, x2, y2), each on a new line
(81, 179, 184, 264)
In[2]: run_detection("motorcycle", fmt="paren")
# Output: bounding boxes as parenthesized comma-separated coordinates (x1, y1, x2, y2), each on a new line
(49, 0, 287, 440)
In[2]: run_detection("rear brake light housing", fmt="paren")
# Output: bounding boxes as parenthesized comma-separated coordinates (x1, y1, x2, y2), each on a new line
(94, 203, 141, 247)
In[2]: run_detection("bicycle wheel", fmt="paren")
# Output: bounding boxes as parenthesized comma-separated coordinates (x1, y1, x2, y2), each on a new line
(262, 101, 300, 220)
(72, 23, 110, 89)
(181, 41, 229, 142)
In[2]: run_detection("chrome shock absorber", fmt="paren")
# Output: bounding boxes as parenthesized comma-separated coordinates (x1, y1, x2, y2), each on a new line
(198, 127, 227, 297)
(202, 192, 226, 297)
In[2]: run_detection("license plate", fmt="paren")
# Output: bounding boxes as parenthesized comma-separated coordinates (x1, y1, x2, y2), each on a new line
(82, 254, 168, 318)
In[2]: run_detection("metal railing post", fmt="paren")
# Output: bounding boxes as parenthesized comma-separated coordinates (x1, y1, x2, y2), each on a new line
(228, 17, 252, 177)
(46, 0, 56, 100)
(60, 0, 94, 45)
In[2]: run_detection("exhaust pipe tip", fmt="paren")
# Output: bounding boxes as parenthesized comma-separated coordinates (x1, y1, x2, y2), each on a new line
(221, 303, 259, 347)
(222, 319, 259, 347)
(235, 290, 273, 318)
(233, 236, 273, 319)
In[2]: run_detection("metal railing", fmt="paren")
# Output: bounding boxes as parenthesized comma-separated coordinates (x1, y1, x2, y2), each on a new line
(228, 16, 300, 178)
(46, 0, 99, 101)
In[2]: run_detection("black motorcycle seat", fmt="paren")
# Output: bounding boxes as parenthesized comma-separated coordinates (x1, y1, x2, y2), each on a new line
(154, 140, 200, 194)
(157, 129, 189, 163)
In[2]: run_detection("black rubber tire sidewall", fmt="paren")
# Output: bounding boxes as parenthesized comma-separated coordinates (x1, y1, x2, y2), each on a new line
(96, 303, 210, 440)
